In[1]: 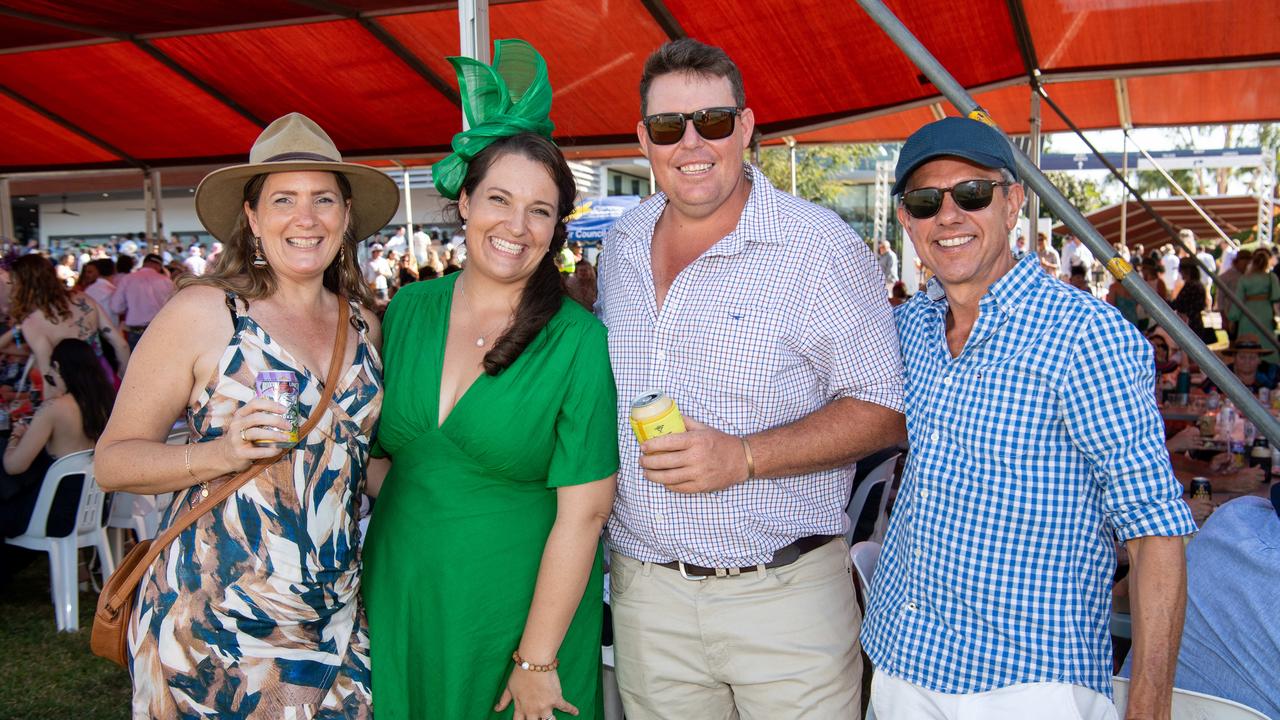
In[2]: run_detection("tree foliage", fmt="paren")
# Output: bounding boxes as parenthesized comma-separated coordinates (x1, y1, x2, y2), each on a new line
(1043, 171, 1106, 224)
(757, 144, 870, 206)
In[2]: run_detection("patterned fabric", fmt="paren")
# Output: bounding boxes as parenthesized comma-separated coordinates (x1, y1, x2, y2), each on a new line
(597, 164, 903, 568)
(861, 254, 1196, 698)
(128, 294, 381, 719)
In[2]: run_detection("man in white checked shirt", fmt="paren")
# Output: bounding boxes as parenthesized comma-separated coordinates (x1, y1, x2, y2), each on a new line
(862, 117, 1197, 720)
(596, 39, 905, 719)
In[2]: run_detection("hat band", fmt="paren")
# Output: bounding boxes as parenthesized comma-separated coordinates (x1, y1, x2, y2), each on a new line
(264, 151, 338, 163)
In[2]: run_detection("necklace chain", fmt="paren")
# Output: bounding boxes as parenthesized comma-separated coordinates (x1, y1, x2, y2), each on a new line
(457, 274, 509, 348)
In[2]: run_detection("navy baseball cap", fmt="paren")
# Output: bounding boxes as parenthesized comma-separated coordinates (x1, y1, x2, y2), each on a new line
(893, 116, 1018, 196)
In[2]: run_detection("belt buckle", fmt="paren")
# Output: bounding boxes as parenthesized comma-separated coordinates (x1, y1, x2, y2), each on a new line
(676, 561, 708, 581)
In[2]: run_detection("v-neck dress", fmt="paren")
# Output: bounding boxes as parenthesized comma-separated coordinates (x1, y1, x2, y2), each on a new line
(128, 292, 381, 719)
(362, 274, 618, 719)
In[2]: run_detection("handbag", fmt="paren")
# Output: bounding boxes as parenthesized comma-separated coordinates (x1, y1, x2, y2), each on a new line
(91, 297, 351, 667)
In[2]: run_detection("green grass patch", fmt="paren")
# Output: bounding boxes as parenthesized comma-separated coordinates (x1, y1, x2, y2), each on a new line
(0, 556, 130, 720)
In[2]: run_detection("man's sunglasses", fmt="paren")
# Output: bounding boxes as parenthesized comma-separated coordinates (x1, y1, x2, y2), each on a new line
(901, 179, 1013, 220)
(642, 107, 741, 145)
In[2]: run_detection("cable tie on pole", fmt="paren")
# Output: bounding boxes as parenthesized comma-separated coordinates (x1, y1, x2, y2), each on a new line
(967, 108, 998, 128)
(1105, 256, 1134, 281)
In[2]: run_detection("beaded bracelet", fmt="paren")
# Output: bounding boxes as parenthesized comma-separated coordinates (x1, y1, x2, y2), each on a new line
(512, 650, 558, 672)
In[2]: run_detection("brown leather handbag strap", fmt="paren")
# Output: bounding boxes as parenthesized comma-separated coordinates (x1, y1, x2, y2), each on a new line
(103, 297, 352, 613)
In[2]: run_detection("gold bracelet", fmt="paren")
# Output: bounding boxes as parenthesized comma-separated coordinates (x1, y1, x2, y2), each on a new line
(512, 650, 558, 672)
(185, 444, 209, 499)
(741, 436, 756, 479)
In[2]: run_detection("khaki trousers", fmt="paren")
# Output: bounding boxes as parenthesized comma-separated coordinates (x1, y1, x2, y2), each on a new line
(610, 539, 862, 720)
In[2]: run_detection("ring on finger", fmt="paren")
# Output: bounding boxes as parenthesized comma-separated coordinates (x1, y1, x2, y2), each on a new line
(240, 427, 250, 443)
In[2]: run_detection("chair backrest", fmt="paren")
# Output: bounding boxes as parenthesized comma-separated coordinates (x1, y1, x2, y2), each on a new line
(844, 452, 899, 545)
(850, 541, 881, 598)
(22, 449, 100, 539)
(1112, 676, 1271, 719)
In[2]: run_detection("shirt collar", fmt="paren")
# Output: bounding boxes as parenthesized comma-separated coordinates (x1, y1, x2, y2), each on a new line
(924, 252, 1045, 318)
(609, 163, 786, 255)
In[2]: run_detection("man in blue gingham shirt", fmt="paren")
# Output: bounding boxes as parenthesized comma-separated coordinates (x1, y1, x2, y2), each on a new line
(597, 39, 905, 720)
(862, 117, 1196, 720)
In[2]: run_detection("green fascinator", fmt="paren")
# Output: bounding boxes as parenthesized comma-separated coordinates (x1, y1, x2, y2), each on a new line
(432, 39, 556, 200)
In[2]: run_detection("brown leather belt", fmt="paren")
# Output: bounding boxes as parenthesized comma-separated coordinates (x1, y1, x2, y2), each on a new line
(657, 535, 839, 579)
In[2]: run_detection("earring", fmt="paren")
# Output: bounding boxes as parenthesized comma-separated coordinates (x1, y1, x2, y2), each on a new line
(251, 236, 268, 268)
(339, 245, 346, 265)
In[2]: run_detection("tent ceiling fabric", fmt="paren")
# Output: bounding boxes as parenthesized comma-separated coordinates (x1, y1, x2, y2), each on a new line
(0, 0, 1276, 173)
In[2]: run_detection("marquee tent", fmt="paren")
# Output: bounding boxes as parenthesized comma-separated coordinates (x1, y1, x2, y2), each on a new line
(0, 0, 1276, 174)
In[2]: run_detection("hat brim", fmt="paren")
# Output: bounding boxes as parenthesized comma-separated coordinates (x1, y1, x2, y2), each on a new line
(194, 161, 400, 244)
(892, 149, 1014, 196)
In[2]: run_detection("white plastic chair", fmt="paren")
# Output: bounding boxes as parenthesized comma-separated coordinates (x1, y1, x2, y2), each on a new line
(6, 449, 115, 631)
(849, 541, 881, 598)
(844, 453, 899, 546)
(1113, 676, 1270, 719)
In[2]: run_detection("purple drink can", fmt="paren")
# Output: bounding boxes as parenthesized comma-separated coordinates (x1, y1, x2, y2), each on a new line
(254, 370, 300, 447)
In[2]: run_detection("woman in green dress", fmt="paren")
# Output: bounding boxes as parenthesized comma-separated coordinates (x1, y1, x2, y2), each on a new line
(362, 40, 618, 720)
(1227, 249, 1280, 361)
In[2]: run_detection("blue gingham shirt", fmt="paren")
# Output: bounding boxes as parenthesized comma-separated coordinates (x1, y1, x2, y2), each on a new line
(597, 164, 903, 568)
(861, 254, 1196, 698)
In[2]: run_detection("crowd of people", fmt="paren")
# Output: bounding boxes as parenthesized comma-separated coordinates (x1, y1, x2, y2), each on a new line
(1, 34, 1277, 720)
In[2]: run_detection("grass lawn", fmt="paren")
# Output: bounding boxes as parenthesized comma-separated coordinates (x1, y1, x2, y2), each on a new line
(0, 556, 131, 720)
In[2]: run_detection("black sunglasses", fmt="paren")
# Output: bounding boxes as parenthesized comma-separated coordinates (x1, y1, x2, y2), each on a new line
(901, 179, 1013, 220)
(642, 107, 741, 145)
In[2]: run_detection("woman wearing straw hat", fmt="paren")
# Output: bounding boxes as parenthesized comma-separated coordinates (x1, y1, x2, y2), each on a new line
(361, 40, 617, 720)
(96, 112, 397, 718)
(1202, 334, 1279, 394)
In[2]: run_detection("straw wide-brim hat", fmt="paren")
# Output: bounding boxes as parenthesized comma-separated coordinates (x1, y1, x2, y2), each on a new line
(1219, 334, 1267, 356)
(195, 113, 399, 244)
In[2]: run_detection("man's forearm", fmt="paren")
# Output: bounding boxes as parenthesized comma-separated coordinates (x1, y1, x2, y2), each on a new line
(1126, 534, 1188, 720)
(749, 397, 905, 479)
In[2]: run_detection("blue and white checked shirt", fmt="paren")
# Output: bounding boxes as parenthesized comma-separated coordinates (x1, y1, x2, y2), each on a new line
(597, 164, 903, 568)
(861, 254, 1196, 698)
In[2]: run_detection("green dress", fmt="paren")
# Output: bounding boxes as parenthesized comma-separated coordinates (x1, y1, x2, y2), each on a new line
(1228, 271, 1280, 361)
(363, 274, 619, 719)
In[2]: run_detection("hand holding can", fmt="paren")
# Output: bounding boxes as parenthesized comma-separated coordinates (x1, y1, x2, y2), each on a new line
(629, 391, 686, 444)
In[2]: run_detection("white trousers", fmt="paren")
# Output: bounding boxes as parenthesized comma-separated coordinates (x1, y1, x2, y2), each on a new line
(871, 672, 1119, 720)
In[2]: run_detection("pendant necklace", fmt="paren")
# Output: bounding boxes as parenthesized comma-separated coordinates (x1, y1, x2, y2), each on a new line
(457, 274, 508, 347)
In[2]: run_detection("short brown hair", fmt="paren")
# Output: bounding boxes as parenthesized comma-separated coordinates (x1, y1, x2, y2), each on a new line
(640, 39, 744, 116)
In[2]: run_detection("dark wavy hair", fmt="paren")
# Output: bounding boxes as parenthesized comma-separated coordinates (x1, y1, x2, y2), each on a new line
(51, 338, 115, 440)
(451, 133, 575, 375)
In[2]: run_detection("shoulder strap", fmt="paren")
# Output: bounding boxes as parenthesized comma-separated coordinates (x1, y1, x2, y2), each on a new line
(102, 297, 351, 615)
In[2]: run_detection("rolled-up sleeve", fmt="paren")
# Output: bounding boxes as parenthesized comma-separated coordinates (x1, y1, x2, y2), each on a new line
(802, 227, 904, 413)
(1060, 312, 1196, 542)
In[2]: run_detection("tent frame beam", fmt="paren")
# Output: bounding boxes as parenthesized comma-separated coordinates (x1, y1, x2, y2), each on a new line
(0, 84, 144, 169)
(639, 0, 686, 41)
(854, 0, 1280, 445)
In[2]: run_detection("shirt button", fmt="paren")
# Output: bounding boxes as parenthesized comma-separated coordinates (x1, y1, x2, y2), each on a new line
(942, 376, 951, 386)
(913, 548, 922, 558)
(930, 430, 940, 442)
(905, 601, 918, 612)
(919, 489, 929, 500)
(654, 514, 664, 523)
(656, 349, 667, 363)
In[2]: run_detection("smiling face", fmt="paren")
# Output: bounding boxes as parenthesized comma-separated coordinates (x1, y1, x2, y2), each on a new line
(897, 157, 1023, 302)
(245, 171, 349, 282)
(638, 72, 754, 223)
(458, 152, 561, 288)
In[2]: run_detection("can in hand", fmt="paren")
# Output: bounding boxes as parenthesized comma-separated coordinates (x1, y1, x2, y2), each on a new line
(254, 370, 300, 448)
(629, 391, 686, 444)
(1189, 476, 1212, 501)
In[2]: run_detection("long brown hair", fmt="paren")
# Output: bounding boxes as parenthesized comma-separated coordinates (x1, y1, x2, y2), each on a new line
(181, 171, 375, 308)
(452, 133, 575, 376)
(10, 254, 72, 324)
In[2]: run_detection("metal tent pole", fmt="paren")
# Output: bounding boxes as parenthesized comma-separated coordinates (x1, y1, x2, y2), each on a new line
(0, 178, 12, 241)
(457, 0, 490, 132)
(1121, 135, 1129, 247)
(854, 0, 1280, 443)
(1128, 132, 1240, 250)
(1027, 92, 1041, 250)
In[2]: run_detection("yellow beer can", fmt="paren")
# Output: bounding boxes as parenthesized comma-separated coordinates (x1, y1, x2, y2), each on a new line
(629, 391, 686, 443)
